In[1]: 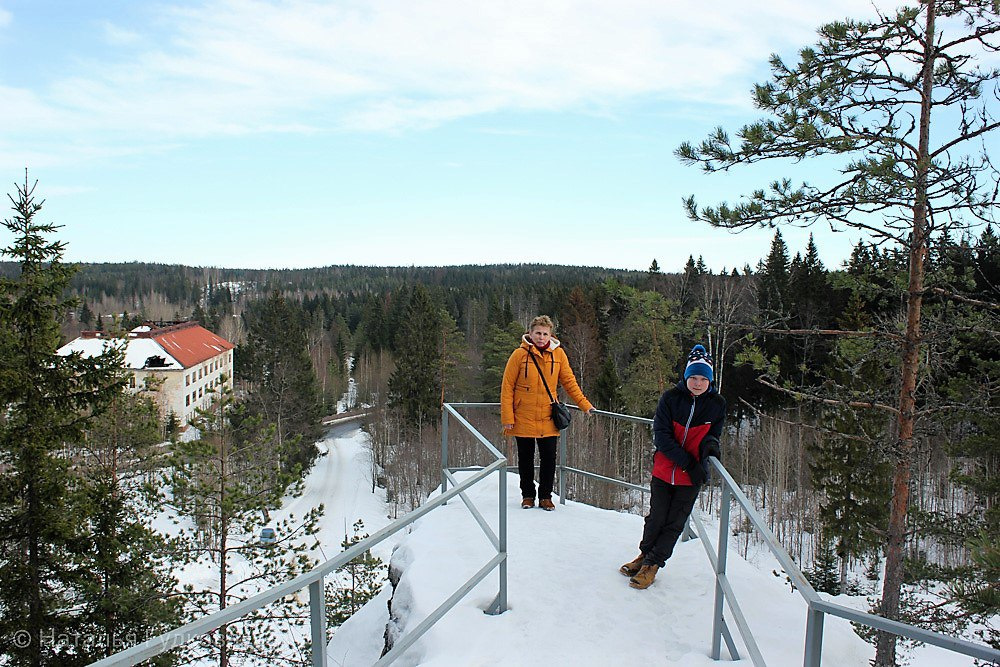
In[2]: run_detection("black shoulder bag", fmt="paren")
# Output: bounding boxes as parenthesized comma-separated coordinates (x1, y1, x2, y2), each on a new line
(529, 351, 572, 430)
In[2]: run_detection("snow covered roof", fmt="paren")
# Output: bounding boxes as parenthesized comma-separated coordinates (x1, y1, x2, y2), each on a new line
(58, 336, 184, 370)
(58, 321, 233, 370)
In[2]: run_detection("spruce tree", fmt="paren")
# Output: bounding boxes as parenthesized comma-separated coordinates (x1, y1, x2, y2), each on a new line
(240, 291, 323, 471)
(758, 230, 790, 322)
(389, 285, 445, 426)
(0, 174, 126, 665)
(480, 321, 524, 401)
(76, 392, 180, 664)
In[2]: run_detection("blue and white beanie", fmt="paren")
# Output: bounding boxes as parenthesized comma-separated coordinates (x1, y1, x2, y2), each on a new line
(684, 344, 714, 382)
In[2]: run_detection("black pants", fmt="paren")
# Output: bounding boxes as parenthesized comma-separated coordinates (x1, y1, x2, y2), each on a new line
(516, 436, 557, 500)
(639, 476, 701, 567)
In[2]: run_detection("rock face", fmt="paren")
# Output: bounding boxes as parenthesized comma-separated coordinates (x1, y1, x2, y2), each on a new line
(381, 543, 414, 657)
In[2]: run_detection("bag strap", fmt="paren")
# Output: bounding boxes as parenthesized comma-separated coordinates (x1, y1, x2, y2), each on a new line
(528, 350, 557, 404)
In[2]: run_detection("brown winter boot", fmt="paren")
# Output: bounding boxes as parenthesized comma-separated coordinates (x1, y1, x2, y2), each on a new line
(539, 498, 555, 511)
(629, 564, 659, 590)
(521, 497, 535, 509)
(619, 554, 644, 577)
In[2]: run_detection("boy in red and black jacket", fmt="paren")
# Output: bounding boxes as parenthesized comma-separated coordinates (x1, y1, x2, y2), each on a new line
(620, 344, 726, 590)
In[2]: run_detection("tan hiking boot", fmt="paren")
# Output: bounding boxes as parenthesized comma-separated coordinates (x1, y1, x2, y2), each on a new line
(620, 554, 644, 577)
(539, 498, 555, 511)
(629, 564, 659, 590)
(521, 497, 535, 509)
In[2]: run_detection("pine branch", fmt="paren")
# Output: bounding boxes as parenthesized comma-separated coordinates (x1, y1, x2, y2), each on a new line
(738, 398, 873, 444)
(693, 318, 905, 341)
(925, 286, 1000, 311)
(756, 376, 900, 415)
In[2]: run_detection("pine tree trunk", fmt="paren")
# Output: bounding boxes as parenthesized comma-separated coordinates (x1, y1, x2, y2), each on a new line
(874, 3, 935, 664)
(219, 427, 230, 667)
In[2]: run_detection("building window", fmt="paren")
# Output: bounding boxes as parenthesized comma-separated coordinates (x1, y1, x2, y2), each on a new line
(185, 396, 190, 406)
(198, 388, 202, 398)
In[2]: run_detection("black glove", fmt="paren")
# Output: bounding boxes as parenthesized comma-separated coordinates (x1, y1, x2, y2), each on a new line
(700, 439, 722, 463)
(685, 459, 707, 485)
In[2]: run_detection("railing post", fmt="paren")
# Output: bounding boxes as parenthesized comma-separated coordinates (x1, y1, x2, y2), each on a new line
(497, 460, 508, 613)
(711, 482, 732, 660)
(558, 429, 567, 504)
(441, 408, 449, 499)
(803, 605, 825, 667)
(309, 577, 327, 667)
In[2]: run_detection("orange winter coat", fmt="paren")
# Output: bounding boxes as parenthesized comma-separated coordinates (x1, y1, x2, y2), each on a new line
(501, 336, 594, 438)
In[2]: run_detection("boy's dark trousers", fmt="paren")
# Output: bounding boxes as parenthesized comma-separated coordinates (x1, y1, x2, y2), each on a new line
(640, 476, 701, 567)
(516, 436, 558, 500)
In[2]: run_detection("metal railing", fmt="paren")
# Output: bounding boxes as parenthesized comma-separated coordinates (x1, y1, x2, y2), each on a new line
(91, 402, 1000, 667)
(550, 404, 1000, 667)
(89, 410, 508, 667)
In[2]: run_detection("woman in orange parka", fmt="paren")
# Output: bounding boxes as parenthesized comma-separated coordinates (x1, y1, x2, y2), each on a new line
(501, 315, 594, 511)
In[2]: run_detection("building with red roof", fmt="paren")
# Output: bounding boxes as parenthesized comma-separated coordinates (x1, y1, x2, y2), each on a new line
(58, 321, 235, 426)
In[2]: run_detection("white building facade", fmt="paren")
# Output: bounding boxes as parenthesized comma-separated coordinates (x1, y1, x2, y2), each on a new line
(58, 321, 235, 426)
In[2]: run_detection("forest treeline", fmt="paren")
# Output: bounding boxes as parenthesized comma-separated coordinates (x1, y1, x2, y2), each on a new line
(34, 222, 999, 654)
(3, 208, 998, 663)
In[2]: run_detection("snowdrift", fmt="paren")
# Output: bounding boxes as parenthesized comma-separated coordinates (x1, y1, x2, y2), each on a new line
(328, 471, 875, 666)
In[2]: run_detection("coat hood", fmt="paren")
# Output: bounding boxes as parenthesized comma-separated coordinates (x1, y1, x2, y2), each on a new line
(520, 334, 561, 352)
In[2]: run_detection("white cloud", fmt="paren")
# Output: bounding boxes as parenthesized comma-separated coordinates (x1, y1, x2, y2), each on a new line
(100, 21, 142, 46)
(3, 0, 897, 145)
(0, 8, 11, 28)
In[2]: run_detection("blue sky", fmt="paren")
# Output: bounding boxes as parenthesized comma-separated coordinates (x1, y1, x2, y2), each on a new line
(0, 0, 931, 272)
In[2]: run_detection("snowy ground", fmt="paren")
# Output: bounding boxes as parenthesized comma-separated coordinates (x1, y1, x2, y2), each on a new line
(159, 423, 990, 666)
(329, 472, 876, 666)
(271, 421, 394, 566)
(153, 421, 398, 662)
(326, 467, 990, 667)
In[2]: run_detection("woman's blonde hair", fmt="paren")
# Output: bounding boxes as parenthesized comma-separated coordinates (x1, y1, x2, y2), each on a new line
(528, 315, 555, 332)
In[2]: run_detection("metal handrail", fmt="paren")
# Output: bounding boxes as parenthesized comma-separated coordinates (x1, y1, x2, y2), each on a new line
(89, 413, 509, 667)
(542, 403, 1000, 666)
(92, 402, 1000, 666)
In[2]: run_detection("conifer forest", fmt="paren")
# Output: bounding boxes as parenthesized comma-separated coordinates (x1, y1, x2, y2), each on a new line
(2, 2, 999, 665)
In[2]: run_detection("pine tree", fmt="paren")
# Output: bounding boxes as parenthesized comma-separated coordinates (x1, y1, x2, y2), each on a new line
(678, 6, 1000, 662)
(168, 383, 322, 666)
(0, 174, 127, 665)
(606, 285, 679, 416)
(325, 519, 384, 631)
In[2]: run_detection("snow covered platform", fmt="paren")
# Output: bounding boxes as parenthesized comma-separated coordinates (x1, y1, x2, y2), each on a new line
(328, 471, 875, 666)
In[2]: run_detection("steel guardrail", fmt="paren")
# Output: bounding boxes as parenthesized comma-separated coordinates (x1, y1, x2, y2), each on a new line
(90, 411, 509, 667)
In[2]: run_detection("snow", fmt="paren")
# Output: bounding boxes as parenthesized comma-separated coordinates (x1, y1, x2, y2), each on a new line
(148, 422, 398, 662)
(327, 466, 987, 667)
(152, 423, 988, 666)
(270, 423, 394, 565)
(58, 336, 183, 369)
